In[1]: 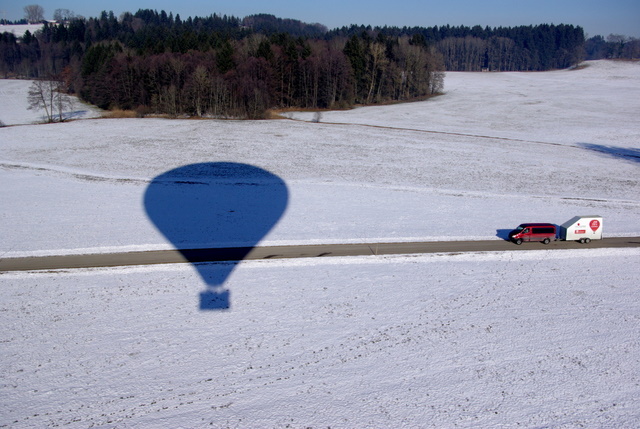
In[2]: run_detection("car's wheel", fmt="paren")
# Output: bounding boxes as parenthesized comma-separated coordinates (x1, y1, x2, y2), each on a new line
(515, 238, 523, 245)
(543, 238, 550, 244)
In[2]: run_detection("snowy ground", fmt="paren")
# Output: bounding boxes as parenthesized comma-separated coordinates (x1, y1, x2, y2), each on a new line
(1, 60, 639, 427)
(0, 24, 44, 39)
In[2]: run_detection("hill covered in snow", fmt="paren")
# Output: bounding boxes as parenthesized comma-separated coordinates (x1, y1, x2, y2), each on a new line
(1, 60, 639, 427)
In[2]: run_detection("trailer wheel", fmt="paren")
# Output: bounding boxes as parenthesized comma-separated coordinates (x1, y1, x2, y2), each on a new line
(515, 238, 523, 245)
(584, 238, 591, 244)
(579, 238, 586, 244)
(542, 238, 550, 245)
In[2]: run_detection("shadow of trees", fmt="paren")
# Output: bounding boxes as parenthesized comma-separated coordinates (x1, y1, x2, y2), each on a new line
(579, 143, 640, 164)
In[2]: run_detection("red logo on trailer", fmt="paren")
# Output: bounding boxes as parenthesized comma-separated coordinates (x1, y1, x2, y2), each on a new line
(590, 219, 600, 232)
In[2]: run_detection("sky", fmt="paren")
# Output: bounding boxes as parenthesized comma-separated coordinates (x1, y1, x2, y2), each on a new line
(1, 0, 639, 38)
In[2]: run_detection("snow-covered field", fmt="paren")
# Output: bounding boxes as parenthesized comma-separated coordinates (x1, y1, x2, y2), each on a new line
(0, 79, 102, 126)
(0, 24, 44, 39)
(1, 60, 639, 427)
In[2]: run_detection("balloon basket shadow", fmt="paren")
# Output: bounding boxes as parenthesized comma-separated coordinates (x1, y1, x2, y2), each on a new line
(200, 289, 231, 310)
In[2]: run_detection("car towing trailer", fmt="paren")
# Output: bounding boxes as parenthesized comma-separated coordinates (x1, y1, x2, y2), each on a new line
(509, 216, 603, 245)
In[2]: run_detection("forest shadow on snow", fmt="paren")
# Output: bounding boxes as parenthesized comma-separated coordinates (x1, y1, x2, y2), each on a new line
(579, 143, 640, 164)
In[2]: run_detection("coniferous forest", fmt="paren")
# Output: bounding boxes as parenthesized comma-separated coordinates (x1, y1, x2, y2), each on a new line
(0, 10, 591, 118)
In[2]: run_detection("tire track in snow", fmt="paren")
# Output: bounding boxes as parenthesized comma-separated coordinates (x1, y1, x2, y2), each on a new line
(0, 161, 148, 185)
(285, 116, 591, 152)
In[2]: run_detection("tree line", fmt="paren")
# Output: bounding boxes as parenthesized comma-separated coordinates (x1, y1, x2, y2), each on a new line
(1, 9, 611, 119)
(1, 10, 446, 118)
(584, 34, 640, 60)
(332, 23, 587, 71)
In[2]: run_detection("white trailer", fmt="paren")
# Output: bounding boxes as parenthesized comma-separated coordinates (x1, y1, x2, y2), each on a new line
(559, 215, 603, 243)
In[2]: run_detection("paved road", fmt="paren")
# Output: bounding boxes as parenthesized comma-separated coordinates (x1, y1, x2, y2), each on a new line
(2, 237, 639, 272)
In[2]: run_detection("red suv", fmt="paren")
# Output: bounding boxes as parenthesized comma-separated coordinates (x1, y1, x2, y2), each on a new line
(508, 223, 556, 245)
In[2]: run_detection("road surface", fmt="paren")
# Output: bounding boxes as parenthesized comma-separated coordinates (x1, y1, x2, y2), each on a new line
(1, 237, 639, 272)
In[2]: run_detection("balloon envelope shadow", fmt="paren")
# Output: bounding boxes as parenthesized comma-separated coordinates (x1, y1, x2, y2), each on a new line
(144, 163, 288, 310)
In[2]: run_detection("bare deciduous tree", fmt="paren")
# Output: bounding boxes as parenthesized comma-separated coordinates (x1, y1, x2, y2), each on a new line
(366, 42, 388, 104)
(28, 78, 74, 123)
(24, 4, 45, 23)
(53, 9, 75, 22)
(189, 66, 211, 117)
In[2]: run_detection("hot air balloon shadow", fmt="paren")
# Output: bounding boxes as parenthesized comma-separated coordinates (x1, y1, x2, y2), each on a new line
(144, 162, 288, 310)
